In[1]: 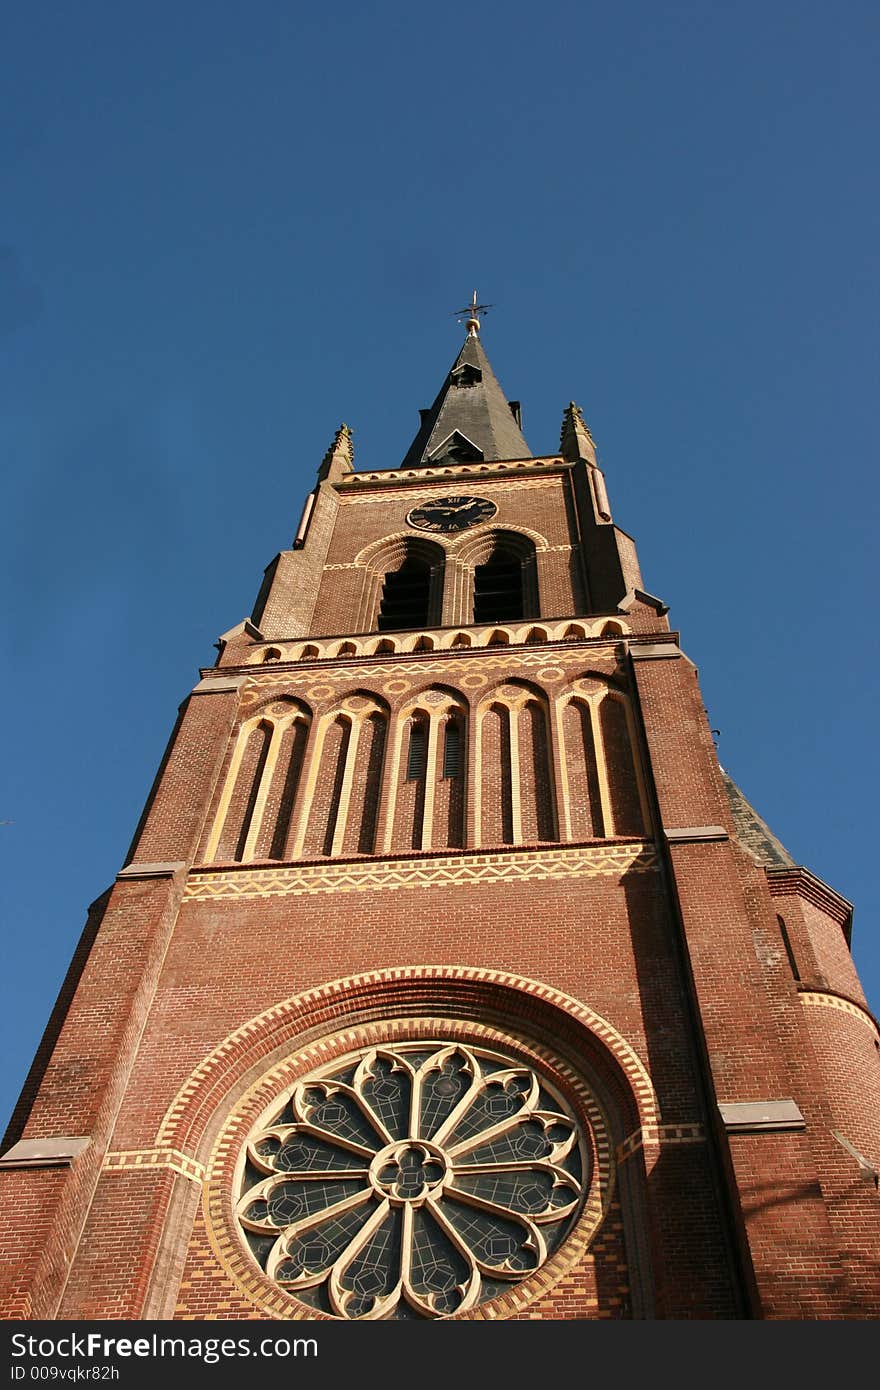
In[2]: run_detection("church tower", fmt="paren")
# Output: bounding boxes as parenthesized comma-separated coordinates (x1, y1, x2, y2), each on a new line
(2, 305, 878, 1321)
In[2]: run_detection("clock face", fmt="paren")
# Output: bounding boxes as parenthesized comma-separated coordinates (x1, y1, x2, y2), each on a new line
(406, 495, 497, 533)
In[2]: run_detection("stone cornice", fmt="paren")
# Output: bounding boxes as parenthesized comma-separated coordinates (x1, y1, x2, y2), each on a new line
(335, 455, 570, 493)
(767, 866, 854, 938)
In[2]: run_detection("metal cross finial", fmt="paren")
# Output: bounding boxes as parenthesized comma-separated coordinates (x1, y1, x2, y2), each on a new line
(453, 289, 493, 337)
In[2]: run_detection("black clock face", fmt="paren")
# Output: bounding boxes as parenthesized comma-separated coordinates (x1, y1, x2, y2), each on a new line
(406, 496, 497, 533)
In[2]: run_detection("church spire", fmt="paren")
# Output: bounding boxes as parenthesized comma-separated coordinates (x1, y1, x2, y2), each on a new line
(400, 303, 531, 469)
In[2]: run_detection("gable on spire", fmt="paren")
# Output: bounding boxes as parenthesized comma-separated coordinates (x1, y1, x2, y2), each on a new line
(425, 429, 484, 465)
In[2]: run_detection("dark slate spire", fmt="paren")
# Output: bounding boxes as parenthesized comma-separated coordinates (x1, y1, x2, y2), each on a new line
(400, 327, 531, 469)
(720, 769, 797, 869)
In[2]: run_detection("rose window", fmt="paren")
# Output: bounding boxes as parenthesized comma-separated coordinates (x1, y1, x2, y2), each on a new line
(236, 1041, 591, 1319)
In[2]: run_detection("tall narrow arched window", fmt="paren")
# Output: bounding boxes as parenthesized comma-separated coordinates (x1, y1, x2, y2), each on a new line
(359, 537, 444, 635)
(378, 558, 432, 631)
(466, 532, 538, 625)
(474, 550, 524, 623)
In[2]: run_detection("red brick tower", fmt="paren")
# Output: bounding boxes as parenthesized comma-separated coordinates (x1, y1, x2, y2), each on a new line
(2, 309, 878, 1321)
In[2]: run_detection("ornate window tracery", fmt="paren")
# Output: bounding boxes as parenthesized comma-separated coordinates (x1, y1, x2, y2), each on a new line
(235, 1040, 592, 1320)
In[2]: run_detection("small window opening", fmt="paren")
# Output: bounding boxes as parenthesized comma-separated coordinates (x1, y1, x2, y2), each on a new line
(406, 721, 428, 780)
(777, 915, 801, 981)
(442, 721, 462, 779)
(263, 647, 282, 663)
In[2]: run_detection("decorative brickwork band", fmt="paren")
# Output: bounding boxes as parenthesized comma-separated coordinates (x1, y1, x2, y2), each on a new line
(184, 842, 660, 902)
(616, 1124, 706, 1161)
(799, 991, 880, 1040)
(103, 1148, 205, 1184)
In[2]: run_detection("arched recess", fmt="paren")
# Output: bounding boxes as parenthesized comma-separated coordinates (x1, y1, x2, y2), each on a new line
(475, 680, 557, 847)
(151, 968, 659, 1322)
(444, 525, 542, 625)
(479, 703, 514, 845)
(383, 686, 468, 854)
(292, 691, 390, 859)
(555, 679, 650, 842)
(452, 529, 539, 626)
(202, 697, 312, 864)
(599, 692, 648, 836)
(354, 535, 446, 634)
(560, 698, 605, 840)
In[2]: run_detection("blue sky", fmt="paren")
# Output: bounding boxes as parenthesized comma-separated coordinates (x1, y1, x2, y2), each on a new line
(1, 2, 878, 1131)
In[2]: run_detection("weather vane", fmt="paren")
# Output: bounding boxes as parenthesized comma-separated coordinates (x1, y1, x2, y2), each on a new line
(453, 289, 493, 337)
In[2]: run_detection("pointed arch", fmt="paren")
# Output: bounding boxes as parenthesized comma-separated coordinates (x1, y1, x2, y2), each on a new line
(294, 692, 390, 859)
(518, 697, 556, 842)
(226, 720, 273, 861)
(385, 686, 469, 854)
(560, 698, 605, 840)
(203, 698, 313, 864)
(452, 528, 540, 624)
(598, 693, 646, 837)
(479, 702, 514, 846)
(395, 709, 429, 851)
(476, 680, 557, 848)
(344, 710, 387, 855)
(355, 535, 446, 633)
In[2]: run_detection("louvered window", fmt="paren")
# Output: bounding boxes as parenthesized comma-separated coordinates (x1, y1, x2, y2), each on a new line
(406, 722, 428, 780)
(473, 552, 524, 623)
(442, 721, 461, 778)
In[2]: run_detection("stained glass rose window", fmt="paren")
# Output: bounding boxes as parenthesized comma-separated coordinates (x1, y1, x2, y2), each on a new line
(236, 1041, 591, 1319)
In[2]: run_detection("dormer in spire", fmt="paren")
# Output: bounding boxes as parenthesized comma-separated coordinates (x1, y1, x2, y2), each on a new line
(400, 333, 531, 469)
